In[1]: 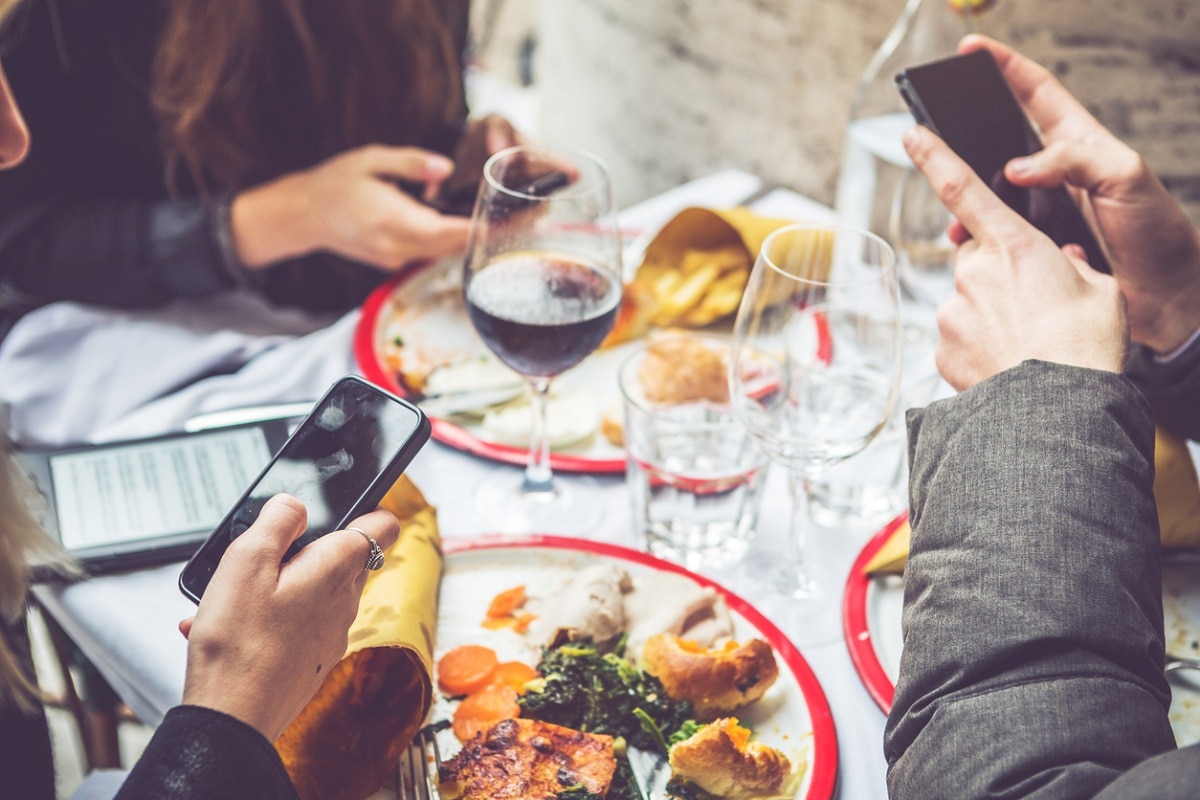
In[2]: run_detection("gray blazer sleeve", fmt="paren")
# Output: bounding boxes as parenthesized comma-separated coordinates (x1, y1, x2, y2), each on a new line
(885, 360, 1180, 800)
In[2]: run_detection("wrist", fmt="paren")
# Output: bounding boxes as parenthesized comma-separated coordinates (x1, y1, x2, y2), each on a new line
(183, 682, 287, 742)
(229, 174, 317, 268)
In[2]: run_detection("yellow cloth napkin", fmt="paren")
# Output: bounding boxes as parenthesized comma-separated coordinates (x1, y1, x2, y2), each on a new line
(610, 207, 799, 340)
(864, 425, 1200, 575)
(276, 475, 441, 799)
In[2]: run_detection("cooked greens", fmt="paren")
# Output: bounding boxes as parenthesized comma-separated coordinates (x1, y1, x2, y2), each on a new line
(519, 640, 696, 800)
(520, 641, 693, 749)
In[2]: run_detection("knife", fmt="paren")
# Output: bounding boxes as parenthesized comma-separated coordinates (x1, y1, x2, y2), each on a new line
(627, 747, 672, 800)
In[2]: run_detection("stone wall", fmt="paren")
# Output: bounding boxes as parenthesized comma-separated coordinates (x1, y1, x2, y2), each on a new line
(534, 0, 1200, 223)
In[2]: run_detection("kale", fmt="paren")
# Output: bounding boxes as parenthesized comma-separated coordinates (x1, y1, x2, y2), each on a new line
(555, 787, 604, 800)
(667, 720, 703, 746)
(518, 642, 693, 751)
(519, 642, 696, 800)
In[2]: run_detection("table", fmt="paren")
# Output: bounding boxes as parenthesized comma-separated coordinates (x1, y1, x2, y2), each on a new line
(25, 170, 896, 799)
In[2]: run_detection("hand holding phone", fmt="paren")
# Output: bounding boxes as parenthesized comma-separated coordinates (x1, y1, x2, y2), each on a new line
(179, 376, 430, 603)
(895, 49, 1110, 273)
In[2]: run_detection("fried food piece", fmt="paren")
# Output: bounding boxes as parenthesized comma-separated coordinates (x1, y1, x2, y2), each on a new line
(438, 718, 616, 800)
(601, 280, 656, 348)
(638, 334, 729, 405)
(642, 634, 779, 720)
(669, 718, 796, 800)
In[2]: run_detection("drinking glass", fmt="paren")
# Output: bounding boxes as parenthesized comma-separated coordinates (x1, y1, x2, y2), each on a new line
(463, 145, 622, 533)
(729, 223, 901, 610)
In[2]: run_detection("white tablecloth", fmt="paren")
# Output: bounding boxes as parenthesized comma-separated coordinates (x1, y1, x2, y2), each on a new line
(13, 170, 892, 799)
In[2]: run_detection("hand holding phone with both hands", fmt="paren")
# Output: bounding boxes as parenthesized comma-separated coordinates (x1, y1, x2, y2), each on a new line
(948, 35, 1200, 355)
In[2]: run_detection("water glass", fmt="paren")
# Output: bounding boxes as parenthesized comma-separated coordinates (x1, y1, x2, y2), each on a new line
(619, 336, 768, 572)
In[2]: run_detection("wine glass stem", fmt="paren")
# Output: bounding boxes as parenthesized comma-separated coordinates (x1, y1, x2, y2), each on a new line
(521, 377, 555, 495)
(784, 468, 815, 596)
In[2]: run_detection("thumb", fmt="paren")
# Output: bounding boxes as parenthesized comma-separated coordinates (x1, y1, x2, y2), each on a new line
(243, 493, 309, 561)
(366, 146, 454, 184)
(1005, 139, 1135, 197)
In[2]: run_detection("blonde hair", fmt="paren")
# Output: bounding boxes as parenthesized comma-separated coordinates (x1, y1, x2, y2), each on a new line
(0, 444, 76, 714)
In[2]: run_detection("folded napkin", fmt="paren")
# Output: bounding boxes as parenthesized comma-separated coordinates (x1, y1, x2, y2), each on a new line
(606, 208, 799, 346)
(864, 425, 1200, 574)
(276, 475, 441, 799)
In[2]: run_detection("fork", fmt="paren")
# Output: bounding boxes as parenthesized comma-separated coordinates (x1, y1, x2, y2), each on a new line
(397, 726, 441, 800)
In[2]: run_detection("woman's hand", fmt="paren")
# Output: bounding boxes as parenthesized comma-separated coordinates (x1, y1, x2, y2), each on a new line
(230, 145, 472, 272)
(179, 494, 399, 742)
(429, 114, 523, 215)
(956, 35, 1200, 355)
(903, 125, 1128, 391)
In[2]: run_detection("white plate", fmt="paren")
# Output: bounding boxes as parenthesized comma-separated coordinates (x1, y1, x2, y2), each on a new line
(844, 519, 1200, 747)
(431, 535, 840, 799)
(356, 261, 641, 473)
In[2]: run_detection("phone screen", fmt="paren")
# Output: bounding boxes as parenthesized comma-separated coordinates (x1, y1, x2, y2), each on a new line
(179, 376, 430, 602)
(895, 50, 1110, 273)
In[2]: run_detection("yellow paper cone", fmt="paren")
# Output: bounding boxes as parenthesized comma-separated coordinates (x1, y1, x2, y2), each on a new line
(864, 424, 1200, 576)
(277, 475, 442, 799)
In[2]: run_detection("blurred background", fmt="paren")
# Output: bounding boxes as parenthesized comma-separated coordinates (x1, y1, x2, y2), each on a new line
(5, 0, 1198, 795)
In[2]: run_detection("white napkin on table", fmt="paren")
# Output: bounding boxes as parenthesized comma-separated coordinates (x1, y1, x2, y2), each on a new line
(0, 290, 356, 447)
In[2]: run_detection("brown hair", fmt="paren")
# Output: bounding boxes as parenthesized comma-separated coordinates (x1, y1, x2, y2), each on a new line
(150, 0, 465, 196)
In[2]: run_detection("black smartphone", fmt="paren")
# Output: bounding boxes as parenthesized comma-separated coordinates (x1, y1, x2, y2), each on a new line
(895, 49, 1110, 273)
(178, 375, 431, 603)
(432, 168, 572, 218)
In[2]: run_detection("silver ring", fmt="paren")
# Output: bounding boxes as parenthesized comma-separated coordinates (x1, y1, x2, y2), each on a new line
(347, 526, 385, 571)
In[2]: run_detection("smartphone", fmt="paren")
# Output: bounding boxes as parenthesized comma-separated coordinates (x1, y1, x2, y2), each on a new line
(433, 168, 572, 218)
(894, 49, 1110, 273)
(178, 375, 430, 603)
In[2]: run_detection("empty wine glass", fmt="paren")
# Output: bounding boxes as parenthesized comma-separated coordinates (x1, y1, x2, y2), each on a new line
(729, 223, 901, 614)
(463, 145, 622, 534)
(890, 165, 954, 308)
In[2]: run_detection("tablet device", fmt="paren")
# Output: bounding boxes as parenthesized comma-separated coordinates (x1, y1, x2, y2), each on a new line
(18, 419, 296, 578)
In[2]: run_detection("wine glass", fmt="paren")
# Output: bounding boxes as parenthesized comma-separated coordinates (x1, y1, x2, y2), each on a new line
(463, 145, 622, 533)
(729, 223, 901, 614)
(890, 165, 954, 309)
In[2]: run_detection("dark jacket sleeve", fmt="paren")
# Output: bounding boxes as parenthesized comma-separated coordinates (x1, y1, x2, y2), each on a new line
(0, 0, 236, 317)
(1126, 338, 1200, 441)
(115, 705, 298, 800)
(885, 360, 1180, 800)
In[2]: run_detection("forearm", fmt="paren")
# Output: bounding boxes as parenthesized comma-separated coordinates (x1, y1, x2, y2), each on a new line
(886, 360, 1174, 799)
(0, 196, 239, 311)
(115, 705, 298, 800)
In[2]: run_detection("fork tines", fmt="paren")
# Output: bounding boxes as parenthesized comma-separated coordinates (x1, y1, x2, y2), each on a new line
(397, 726, 440, 800)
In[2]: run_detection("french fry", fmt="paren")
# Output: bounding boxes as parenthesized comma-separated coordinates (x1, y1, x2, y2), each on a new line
(652, 262, 720, 325)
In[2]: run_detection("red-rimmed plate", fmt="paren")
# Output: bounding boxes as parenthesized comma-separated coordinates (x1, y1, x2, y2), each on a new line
(843, 515, 1200, 747)
(355, 261, 638, 473)
(434, 535, 839, 799)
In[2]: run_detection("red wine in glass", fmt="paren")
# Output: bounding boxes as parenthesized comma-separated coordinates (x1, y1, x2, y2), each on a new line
(465, 251, 621, 378)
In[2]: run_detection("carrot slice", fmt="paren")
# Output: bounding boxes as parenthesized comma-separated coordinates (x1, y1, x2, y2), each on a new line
(437, 644, 499, 696)
(491, 661, 540, 694)
(452, 683, 520, 742)
(486, 585, 527, 619)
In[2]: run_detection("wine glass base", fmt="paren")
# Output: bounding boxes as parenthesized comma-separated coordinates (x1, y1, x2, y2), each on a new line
(472, 467, 605, 535)
(732, 552, 847, 647)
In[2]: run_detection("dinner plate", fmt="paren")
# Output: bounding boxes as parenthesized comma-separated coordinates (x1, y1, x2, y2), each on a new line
(432, 535, 839, 799)
(843, 515, 1200, 747)
(355, 260, 642, 473)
